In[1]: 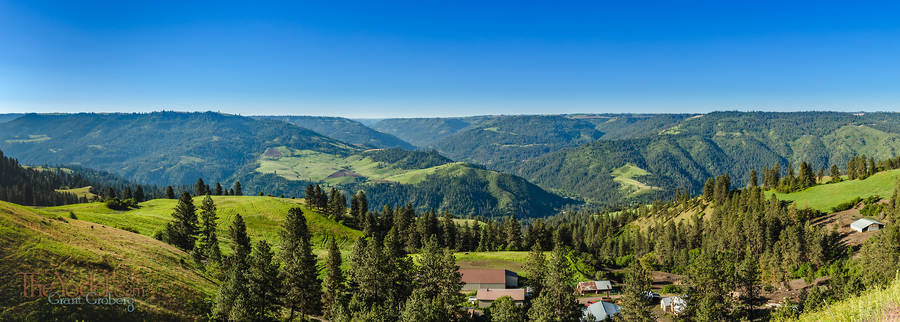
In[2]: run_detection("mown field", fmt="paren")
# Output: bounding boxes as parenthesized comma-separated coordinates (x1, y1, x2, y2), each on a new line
(38, 196, 363, 257)
(768, 169, 900, 212)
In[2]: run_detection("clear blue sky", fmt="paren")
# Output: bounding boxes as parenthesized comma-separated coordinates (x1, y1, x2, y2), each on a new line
(2, 1, 900, 117)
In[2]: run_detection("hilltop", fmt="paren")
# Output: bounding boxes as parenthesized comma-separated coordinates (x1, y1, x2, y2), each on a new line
(257, 115, 415, 150)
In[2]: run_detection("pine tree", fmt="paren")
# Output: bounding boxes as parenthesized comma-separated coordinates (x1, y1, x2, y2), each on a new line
(749, 170, 758, 187)
(488, 296, 525, 322)
(214, 182, 223, 196)
(328, 188, 346, 219)
(323, 237, 345, 320)
(122, 186, 133, 200)
(504, 216, 521, 251)
(442, 212, 457, 250)
(411, 236, 462, 319)
(830, 164, 840, 182)
(213, 214, 252, 321)
(356, 191, 368, 220)
(247, 240, 282, 320)
(280, 207, 322, 319)
(134, 186, 145, 202)
(527, 247, 582, 322)
(234, 181, 242, 196)
(523, 244, 547, 296)
(194, 178, 207, 196)
(167, 192, 198, 251)
(702, 178, 714, 201)
(618, 261, 655, 321)
(197, 194, 221, 263)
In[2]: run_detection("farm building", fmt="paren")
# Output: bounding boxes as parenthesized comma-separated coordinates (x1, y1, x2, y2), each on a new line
(459, 269, 518, 291)
(475, 288, 526, 308)
(582, 301, 620, 321)
(850, 218, 884, 233)
(576, 280, 613, 296)
(660, 296, 686, 314)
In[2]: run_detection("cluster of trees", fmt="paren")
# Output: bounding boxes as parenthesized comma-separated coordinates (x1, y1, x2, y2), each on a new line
(189, 178, 241, 197)
(847, 155, 877, 180)
(305, 184, 347, 221)
(158, 192, 222, 264)
(759, 162, 817, 193)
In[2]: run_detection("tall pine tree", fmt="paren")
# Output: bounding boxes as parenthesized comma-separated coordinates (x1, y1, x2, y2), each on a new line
(280, 207, 322, 319)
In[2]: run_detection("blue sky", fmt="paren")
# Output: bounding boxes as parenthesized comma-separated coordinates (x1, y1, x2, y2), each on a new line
(2, 1, 900, 117)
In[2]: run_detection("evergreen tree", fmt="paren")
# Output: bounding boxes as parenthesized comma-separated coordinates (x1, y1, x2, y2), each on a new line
(213, 214, 253, 321)
(830, 164, 841, 182)
(356, 191, 368, 220)
(247, 240, 282, 320)
(166, 192, 198, 251)
(197, 194, 221, 263)
(487, 296, 525, 322)
(328, 188, 347, 219)
(442, 212, 457, 250)
(504, 216, 521, 251)
(194, 178, 207, 196)
(165, 186, 176, 199)
(527, 247, 582, 322)
(122, 186, 133, 200)
(214, 182, 223, 196)
(748, 170, 758, 187)
(702, 178, 714, 201)
(523, 245, 547, 297)
(234, 181, 242, 196)
(323, 237, 345, 320)
(280, 207, 322, 319)
(618, 261, 655, 321)
(410, 236, 463, 319)
(134, 186, 145, 202)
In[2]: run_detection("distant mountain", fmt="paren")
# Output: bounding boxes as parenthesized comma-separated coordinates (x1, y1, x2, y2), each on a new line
(517, 111, 900, 205)
(0, 114, 23, 123)
(257, 115, 415, 149)
(0, 112, 567, 217)
(369, 116, 495, 147)
(432, 115, 605, 170)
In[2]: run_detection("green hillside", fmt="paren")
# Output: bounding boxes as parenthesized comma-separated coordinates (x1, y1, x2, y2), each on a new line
(768, 169, 900, 212)
(432, 115, 604, 171)
(0, 201, 215, 320)
(796, 276, 900, 321)
(39, 196, 363, 255)
(257, 115, 415, 150)
(369, 116, 494, 147)
(518, 111, 900, 205)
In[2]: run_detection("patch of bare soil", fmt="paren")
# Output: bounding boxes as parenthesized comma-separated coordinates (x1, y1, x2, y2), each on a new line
(326, 169, 363, 178)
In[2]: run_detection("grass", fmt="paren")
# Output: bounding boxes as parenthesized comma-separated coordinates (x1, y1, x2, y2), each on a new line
(255, 147, 462, 185)
(416, 251, 594, 281)
(0, 201, 216, 319)
(38, 196, 363, 256)
(611, 164, 661, 196)
(55, 185, 97, 199)
(797, 275, 900, 321)
(767, 169, 900, 212)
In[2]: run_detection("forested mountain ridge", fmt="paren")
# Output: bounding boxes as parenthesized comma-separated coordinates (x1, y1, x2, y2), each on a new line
(256, 115, 415, 150)
(517, 111, 900, 205)
(0, 112, 353, 187)
(0, 113, 567, 218)
(431, 115, 605, 170)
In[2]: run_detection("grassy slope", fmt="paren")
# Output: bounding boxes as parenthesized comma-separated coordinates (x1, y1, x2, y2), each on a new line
(39, 196, 363, 256)
(55, 186, 97, 199)
(768, 169, 900, 212)
(797, 276, 900, 321)
(610, 164, 661, 196)
(256, 148, 464, 185)
(0, 201, 215, 320)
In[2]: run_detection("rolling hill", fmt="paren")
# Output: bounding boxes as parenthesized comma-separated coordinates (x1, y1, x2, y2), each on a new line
(369, 116, 495, 147)
(431, 115, 604, 171)
(257, 115, 415, 150)
(0, 201, 216, 320)
(768, 169, 900, 212)
(0, 113, 566, 217)
(517, 111, 900, 205)
(39, 196, 363, 255)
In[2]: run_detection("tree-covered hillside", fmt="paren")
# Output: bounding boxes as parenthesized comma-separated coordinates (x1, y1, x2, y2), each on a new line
(0, 113, 23, 123)
(369, 116, 494, 147)
(0, 112, 353, 187)
(518, 111, 900, 205)
(432, 115, 604, 170)
(257, 115, 415, 149)
(0, 113, 566, 217)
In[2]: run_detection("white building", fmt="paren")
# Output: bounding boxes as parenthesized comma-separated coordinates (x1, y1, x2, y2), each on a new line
(850, 218, 884, 233)
(661, 296, 686, 314)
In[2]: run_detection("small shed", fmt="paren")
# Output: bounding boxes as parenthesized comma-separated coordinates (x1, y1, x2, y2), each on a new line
(661, 296, 686, 314)
(475, 288, 526, 308)
(582, 301, 620, 321)
(851, 218, 884, 233)
(576, 280, 613, 296)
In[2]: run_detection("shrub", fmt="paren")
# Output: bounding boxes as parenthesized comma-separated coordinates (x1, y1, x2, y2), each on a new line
(661, 284, 682, 294)
(68, 211, 77, 220)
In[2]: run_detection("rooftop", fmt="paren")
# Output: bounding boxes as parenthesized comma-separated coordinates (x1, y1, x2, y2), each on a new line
(476, 288, 526, 301)
(459, 269, 516, 284)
